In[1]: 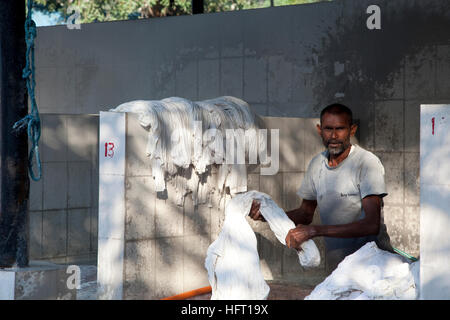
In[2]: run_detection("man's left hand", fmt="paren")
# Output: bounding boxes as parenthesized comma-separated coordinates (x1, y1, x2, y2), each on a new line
(285, 225, 314, 250)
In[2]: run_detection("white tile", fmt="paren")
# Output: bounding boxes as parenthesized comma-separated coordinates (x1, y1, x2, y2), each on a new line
(420, 184, 450, 299)
(420, 263, 450, 300)
(98, 174, 125, 240)
(97, 237, 124, 300)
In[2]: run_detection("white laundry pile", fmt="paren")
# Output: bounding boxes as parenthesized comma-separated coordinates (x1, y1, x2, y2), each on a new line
(109, 96, 266, 206)
(305, 241, 420, 300)
(205, 191, 321, 300)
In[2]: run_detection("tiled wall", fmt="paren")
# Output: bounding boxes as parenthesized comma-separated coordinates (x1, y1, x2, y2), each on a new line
(29, 114, 99, 264)
(121, 114, 344, 299)
(32, 0, 450, 264)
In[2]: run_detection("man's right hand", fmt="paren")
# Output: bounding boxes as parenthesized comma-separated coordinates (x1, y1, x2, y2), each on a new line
(249, 200, 265, 222)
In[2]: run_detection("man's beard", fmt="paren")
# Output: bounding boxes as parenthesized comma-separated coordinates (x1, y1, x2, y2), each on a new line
(323, 139, 350, 156)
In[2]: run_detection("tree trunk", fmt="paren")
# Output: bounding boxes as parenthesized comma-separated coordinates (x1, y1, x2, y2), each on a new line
(0, 0, 30, 268)
(192, 0, 204, 14)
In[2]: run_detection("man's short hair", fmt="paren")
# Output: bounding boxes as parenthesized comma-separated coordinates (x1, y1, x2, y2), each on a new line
(320, 103, 353, 126)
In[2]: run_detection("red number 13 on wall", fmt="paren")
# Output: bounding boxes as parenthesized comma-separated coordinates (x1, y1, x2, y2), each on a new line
(105, 142, 115, 158)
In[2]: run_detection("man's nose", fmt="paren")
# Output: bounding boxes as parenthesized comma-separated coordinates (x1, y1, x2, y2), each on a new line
(331, 129, 338, 138)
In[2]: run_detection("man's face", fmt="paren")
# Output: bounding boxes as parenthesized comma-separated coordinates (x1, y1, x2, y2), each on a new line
(316, 113, 357, 156)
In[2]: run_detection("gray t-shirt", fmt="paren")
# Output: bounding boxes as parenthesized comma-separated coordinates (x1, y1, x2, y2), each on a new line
(297, 144, 392, 269)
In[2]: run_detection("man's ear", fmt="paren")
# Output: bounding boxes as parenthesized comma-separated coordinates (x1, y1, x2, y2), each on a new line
(316, 123, 322, 136)
(350, 123, 358, 137)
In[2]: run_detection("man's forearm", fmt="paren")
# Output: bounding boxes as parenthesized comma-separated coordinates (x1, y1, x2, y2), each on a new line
(309, 219, 379, 239)
(286, 207, 313, 225)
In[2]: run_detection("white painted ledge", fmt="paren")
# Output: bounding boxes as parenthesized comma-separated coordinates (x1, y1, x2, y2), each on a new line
(97, 111, 126, 300)
(420, 104, 450, 300)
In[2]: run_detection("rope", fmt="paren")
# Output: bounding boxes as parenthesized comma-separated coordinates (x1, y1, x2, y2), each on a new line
(393, 246, 418, 262)
(13, 0, 41, 181)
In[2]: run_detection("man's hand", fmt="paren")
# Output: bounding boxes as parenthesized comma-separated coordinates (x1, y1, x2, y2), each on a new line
(285, 225, 314, 250)
(248, 200, 265, 222)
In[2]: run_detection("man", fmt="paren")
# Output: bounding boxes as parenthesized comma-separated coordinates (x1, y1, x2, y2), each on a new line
(249, 103, 392, 271)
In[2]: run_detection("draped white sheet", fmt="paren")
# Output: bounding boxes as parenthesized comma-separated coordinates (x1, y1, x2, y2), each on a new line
(205, 190, 321, 300)
(110, 96, 266, 205)
(305, 241, 419, 300)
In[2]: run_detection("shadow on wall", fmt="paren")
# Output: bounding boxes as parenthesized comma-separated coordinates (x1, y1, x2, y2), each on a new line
(308, 4, 449, 257)
(29, 114, 98, 264)
(123, 165, 213, 299)
(311, 0, 450, 111)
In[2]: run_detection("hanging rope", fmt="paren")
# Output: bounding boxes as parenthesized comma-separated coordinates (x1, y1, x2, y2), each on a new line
(13, 0, 41, 181)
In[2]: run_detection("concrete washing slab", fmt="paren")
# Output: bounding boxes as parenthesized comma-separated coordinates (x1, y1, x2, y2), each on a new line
(0, 261, 76, 300)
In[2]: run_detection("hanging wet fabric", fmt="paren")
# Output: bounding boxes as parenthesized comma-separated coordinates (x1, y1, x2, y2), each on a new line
(110, 96, 267, 205)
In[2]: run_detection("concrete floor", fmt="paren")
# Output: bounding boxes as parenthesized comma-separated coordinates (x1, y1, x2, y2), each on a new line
(267, 282, 314, 300)
(76, 265, 314, 300)
(187, 282, 313, 300)
(76, 265, 98, 300)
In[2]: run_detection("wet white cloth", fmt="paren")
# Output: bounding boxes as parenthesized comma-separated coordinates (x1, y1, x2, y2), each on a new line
(110, 96, 264, 204)
(305, 241, 419, 300)
(205, 191, 321, 300)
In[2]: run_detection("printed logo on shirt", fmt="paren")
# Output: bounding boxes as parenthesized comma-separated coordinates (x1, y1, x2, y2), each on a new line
(340, 192, 359, 197)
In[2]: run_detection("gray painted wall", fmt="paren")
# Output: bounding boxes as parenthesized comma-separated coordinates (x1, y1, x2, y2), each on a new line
(32, 0, 450, 263)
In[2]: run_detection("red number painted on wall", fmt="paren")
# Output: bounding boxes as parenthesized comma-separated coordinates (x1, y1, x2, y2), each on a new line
(105, 142, 115, 158)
